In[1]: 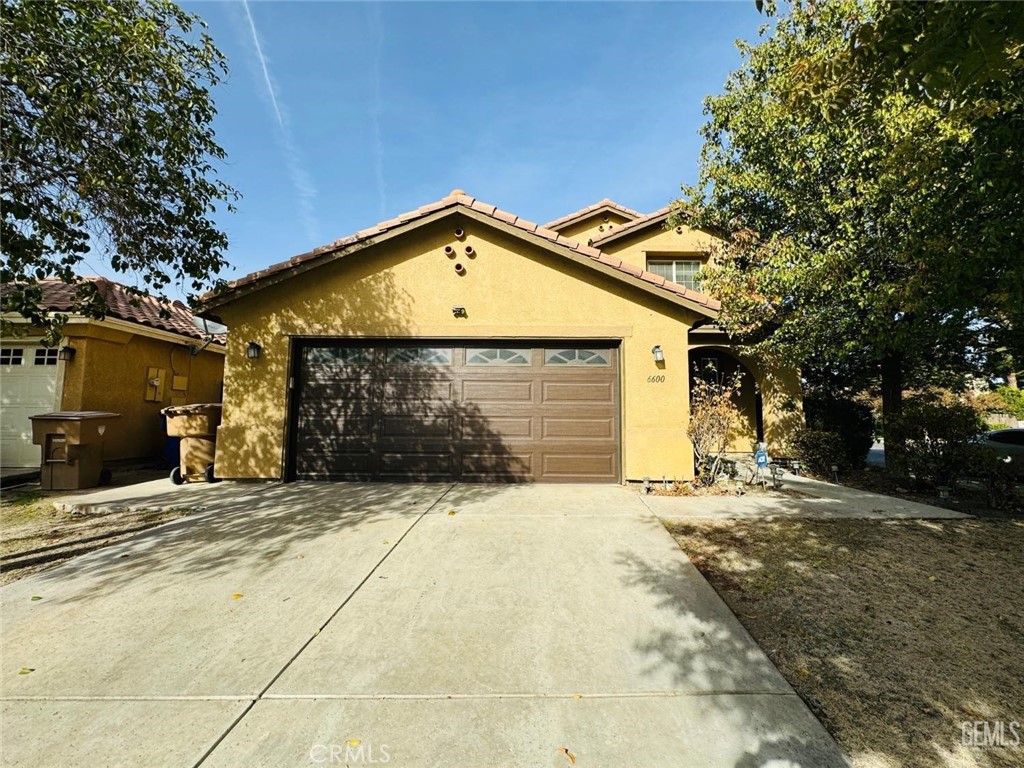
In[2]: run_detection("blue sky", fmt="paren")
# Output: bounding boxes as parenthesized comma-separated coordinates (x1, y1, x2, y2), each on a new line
(170, 0, 767, 295)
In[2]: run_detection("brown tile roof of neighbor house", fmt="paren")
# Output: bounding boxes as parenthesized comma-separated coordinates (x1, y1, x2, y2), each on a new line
(199, 190, 720, 318)
(543, 198, 645, 231)
(1, 277, 223, 343)
(589, 207, 672, 247)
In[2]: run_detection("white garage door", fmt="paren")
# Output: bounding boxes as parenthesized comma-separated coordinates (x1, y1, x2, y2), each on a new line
(1, 345, 61, 468)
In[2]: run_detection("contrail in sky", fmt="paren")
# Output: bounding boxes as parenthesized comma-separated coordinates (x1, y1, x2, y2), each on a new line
(240, 0, 319, 244)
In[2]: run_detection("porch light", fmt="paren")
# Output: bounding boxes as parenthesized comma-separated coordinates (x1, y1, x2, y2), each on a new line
(246, 341, 262, 360)
(57, 346, 76, 361)
(651, 345, 665, 363)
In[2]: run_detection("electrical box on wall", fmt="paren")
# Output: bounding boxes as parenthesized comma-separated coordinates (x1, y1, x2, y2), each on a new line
(144, 367, 165, 402)
(170, 374, 189, 406)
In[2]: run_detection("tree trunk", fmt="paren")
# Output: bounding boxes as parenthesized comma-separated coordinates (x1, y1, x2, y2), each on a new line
(880, 352, 905, 475)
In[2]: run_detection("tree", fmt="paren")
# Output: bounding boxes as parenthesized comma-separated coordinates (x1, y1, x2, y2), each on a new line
(687, 369, 742, 486)
(676, 0, 1024, 472)
(1, 0, 237, 338)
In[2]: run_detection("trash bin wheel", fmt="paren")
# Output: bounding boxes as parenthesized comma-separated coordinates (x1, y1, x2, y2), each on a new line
(204, 464, 219, 484)
(170, 466, 184, 485)
(99, 468, 112, 486)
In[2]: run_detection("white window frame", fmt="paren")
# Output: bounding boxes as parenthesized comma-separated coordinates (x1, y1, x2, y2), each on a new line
(646, 258, 703, 291)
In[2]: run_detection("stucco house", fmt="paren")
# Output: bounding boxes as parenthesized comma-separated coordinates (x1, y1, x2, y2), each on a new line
(199, 190, 800, 484)
(0, 278, 226, 470)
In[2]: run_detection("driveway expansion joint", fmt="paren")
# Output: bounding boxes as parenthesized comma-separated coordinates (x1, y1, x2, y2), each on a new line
(190, 484, 456, 768)
(259, 690, 798, 700)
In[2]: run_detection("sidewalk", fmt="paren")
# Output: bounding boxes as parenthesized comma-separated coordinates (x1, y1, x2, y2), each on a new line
(640, 472, 969, 521)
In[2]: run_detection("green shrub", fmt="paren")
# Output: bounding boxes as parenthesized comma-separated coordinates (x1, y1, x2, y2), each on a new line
(995, 386, 1024, 420)
(792, 428, 848, 476)
(803, 395, 875, 469)
(973, 386, 1024, 420)
(889, 396, 985, 488)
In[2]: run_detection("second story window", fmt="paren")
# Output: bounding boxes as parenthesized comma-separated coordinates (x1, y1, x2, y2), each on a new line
(647, 259, 703, 291)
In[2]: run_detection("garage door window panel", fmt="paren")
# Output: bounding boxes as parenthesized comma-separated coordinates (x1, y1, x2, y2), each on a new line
(1, 349, 24, 366)
(544, 349, 610, 366)
(466, 348, 531, 366)
(34, 348, 58, 366)
(386, 347, 453, 365)
(305, 347, 374, 365)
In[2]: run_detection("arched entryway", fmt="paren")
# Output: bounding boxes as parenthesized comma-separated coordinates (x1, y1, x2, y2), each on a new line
(687, 346, 764, 454)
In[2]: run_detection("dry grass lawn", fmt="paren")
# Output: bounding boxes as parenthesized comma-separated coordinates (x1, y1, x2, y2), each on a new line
(667, 518, 1024, 768)
(1, 489, 191, 585)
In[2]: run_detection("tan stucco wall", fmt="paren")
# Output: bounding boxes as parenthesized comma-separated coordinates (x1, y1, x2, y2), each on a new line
(211, 213, 705, 482)
(600, 223, 718, 273)
(60, 322, 224, 461)
(555, 211, 634, 245)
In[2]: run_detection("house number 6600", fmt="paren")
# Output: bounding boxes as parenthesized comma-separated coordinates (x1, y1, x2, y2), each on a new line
(647, 375, 666, 383)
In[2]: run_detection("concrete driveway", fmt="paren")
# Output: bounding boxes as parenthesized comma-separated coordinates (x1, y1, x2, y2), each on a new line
(1, 483, 847, 767)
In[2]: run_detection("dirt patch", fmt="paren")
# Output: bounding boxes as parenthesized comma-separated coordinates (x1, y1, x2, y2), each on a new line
(667, 518, 1024, 768)
(1, 486, 191, 585)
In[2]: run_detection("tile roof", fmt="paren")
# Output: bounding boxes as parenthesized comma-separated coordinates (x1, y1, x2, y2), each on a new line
(589, 207, 671, 246)
(1, 277, 224, 343)
(543, 198, 645, 231)
(200, 190, 720, 317)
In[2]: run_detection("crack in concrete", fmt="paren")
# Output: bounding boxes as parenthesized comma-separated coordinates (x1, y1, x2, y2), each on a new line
(190, 483, 456, 768)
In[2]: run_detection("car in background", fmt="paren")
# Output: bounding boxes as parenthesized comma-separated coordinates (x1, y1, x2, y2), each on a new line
(974, 429, 1024, 475)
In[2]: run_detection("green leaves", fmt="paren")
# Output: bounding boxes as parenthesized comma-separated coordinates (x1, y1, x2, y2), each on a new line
(675, 0, 1023, 400)
(1, 0, 238, 332)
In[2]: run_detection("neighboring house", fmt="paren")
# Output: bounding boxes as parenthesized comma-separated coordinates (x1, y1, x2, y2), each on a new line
(198, 190, 801, 484)
(0, 278, 226, 469)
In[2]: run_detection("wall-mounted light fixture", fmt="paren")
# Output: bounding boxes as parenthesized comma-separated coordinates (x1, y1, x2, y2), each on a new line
(246, 341, 262, 360)
(452, 305, 467, 318)
(651, 345, 665, 363)
(57, 346, 76, 361)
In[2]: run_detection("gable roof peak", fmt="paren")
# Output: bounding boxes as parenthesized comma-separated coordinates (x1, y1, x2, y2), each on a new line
(543, 198, 645, 232)
(199, 193, 719, 318)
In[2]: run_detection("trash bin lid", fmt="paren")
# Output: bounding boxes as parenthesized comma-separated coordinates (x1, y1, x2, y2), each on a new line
(30, 411, 122, 421)
(161, 403, 223, 417)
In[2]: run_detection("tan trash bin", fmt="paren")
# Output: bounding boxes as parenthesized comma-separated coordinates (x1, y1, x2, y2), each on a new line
(161, 404, 222, 484)
(29, 411, 122, 490)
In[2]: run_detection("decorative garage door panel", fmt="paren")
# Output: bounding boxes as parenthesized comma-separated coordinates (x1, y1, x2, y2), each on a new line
(291, 343, 619, 483)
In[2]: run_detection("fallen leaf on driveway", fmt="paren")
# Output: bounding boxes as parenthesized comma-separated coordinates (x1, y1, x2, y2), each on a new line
(30, 596, 41, 601)
(557, 747, 576, 764)
(19, 668, 34, 675)
(572, 694, 582, 700)
(928, 576, 937, 582)
(346, 739, 361, 747)
(232, 593, 244, 600)
(448, 510, 457, 516)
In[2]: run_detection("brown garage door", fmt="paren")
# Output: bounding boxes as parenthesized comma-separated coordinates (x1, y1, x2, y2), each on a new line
(289, 341, 620, 482)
